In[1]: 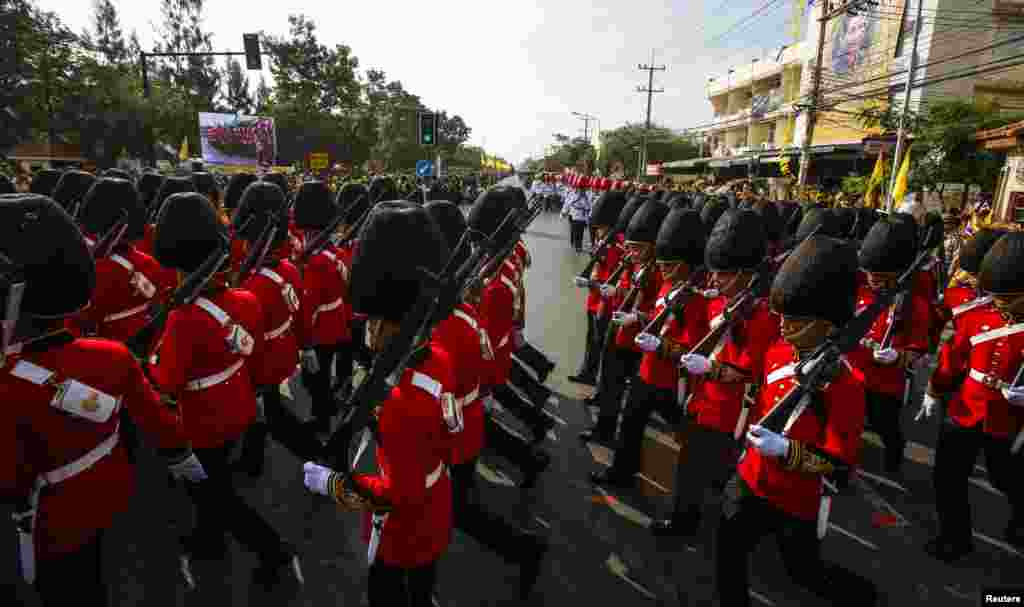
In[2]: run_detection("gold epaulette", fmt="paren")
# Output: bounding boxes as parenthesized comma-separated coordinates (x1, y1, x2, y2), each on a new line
(783, 439, 836, 475)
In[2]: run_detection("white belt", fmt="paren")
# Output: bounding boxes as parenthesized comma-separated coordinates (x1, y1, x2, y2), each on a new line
(16, 425, 119, 584)
(952, 296, 991, 318)
(185, 359, 245, 391)
(456, 386, 480, 409)
(968, 368, 1010, 391)
(497, 334, 510, 349)
(860, 337, 882, 351)
(425, 460, 446, 488)
(104, 301, 149, 323)
(971, 322, 1024, 346)
(265, 316, 293, 340)
(312, 297, 343, 324)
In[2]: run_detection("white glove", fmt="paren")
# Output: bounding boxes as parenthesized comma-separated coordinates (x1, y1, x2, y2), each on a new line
(916, 393, 940, 421)
(709, 315, 726, 331)
(574, 277, 592, 288)
(873, 348, 900, 365)
(168, 453, 208, 482)
(746, 424, 790, 458)
(300, 349, 320, 374)
(702, 288, 720, 299)
(680, 353, 713, 375)
(612, 311, 638, 326)
(1001, 386, 1024, 407)
(635, 333, 662, 353)
(600, 284, 618, 298)
(303, 461, 335, 497)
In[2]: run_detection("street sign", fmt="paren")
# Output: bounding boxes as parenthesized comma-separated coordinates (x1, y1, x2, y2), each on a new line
(243, 34, 261, 70)
(416, 160, 434, 177)
(309, 152, 328, 170)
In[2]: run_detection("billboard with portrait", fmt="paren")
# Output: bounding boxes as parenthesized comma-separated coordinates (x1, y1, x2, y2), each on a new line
(829, 11, 877, 76)
(198, 112, 276, 167)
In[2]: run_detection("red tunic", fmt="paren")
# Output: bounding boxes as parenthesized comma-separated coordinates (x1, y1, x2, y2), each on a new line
(588, 243, 623, 316)
(138, 224, 157, 258)
(739, 342, 866, 520)
(297, 245, 350, 347)
(149, 288, 263, 449)
(689, 298, 779, 434)
(432, 303, 488, 464)
(846, 284, 931, 397)
(614, 264, 663, 352)
(477, 268, 517, 387)
(240, 258, 303, 388)
(75, 246, 176, 342)
(3, 337, 184, 559)
(637, 282, 709, 389)
(931, 306, 1024, 438)
(354, 344, 455, 567)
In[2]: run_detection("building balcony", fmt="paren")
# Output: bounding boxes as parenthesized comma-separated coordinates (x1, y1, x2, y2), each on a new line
(706, 42, 807, 97)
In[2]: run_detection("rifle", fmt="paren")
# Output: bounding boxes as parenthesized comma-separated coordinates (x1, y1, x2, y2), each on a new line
(1010, 361, 1024, 455)
(577, 224, 624, 281)
(635, 270, 706, 337)
(611, 260, 655, 322)
(740, 239, 935, 474)
(299, 194, 368, 265)
(91, 211, 130, 260)
(600, 259, 630, 292)
(233, 213, 279, 287)
(126, 233, 231, 359)
(684, 267, 772, 361)
(456, 195, 544, 304)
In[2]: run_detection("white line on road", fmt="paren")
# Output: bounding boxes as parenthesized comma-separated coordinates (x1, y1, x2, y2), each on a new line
(852, 477, 910, 528)
(593, 486, 653, 528)
(534, 516, 550, 529)
(605, 554, 657, 600)
(636, 473, 671, 494)
(750, 590, 776, 606)
(828, 523, 879, 551)
(968, 476, 1005, 497)
(856, 469, 908, 493)
(973, 531, 1023, 558)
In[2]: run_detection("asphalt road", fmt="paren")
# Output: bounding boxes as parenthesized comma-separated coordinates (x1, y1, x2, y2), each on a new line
(8, 210, 1021, 607)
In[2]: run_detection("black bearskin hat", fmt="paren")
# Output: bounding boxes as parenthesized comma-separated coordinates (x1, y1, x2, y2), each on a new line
(30, 169, 62, 196)
(921, 211, 943, 250)
(858, 213, 919, 273)
(152, 177, 195, 221)
(691, 193, 707, 213)
(751, 200, 783, 242)
(233, 181, 288, 244)
(0, 175, 13, 195)
(770, 235, 858, 328)
(153, 192, 225, 273)
(424, 200, 469, 270)
(368, 175, 398, 203)
(350, 201, 450, 323)
(959, 228, 1007, 275)
(833, 207, 857, 238)
(0, 194, 94, 317)
(589, 191, 628, 228)
(667, 193, 691, 210)
(337, 183, 371, 225)
(979, 232, 1024, 295)
(51, 170, 96, 214)
(225, 173, 259, 211)
(777, 201, 802, 240)
(467, 187, 519, 242)
(79, 178, 146, 242)
(615, 195, 647, 232)
(261, 172, 290, 197)
(624, 198, 669, 244)
(853, 207, 878, 241)
(137, 172, 164, 210)
(705, 209, 767, 272)
(655, 208, 707, 267)
(102, 168, 132, 181)
(192, 172, 218, 199)
(795, 207, 840, 241)
(292, 180, 336, 230)
(699, 196, 729, 232)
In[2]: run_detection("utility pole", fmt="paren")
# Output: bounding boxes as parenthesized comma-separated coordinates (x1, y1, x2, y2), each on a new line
(637, 52, 666, 180)
(886, 0, 924, 212)
(797, 0, 829, 189)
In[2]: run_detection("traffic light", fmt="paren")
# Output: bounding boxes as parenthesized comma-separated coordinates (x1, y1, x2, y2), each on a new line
(418, 112, 436, 146)
(243, 34, 261, 70)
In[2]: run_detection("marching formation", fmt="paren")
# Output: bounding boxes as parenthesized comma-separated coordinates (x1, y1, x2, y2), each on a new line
(5, 165, 1023, 606)
(4, 169, 558, 606)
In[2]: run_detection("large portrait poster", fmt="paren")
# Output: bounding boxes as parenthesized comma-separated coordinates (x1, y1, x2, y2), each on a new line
(198, 113, 276, 166)
(830, 11, 878, 76)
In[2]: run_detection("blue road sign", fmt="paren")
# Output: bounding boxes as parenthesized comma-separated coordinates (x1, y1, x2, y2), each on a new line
(416, 160, 434, 177)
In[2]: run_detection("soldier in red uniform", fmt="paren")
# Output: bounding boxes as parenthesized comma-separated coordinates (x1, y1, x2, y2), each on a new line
(715, 235, 878, 607)
(570, 190, 627, 385)
(1, 194, 200, 607)
(139, 176, 193, 258)
(232, 180, 322, 476)
(942, 227, 1006, 332)
(148, 192, 302, 591)
(582, 198, 666, 445)
(425, 200, 549, 599)
(922, 231, 1024, 561)
(660, 209, 779, 536)
(848, 214, 931, 478)
(592, 206, 708, 487)
(302, 201, 454, 607)
(293, 180, 351, 436)
(331, 182, 371, 383)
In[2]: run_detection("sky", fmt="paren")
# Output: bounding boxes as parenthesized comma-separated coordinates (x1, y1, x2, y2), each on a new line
(36, 0, 797, 166)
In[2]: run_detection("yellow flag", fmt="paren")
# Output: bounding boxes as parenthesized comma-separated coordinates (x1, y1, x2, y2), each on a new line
(863, 152, 885, 208)
(892, 145, 911, 206)
(179, 137, 189, 161)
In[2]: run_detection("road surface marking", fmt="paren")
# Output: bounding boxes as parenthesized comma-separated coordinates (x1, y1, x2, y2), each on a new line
(534, 516, 550, 529)
(593, 486, 653, 527)
(973, 531, 1022, 557)
(828, 524, 879, 551)
(476, 461, 517, 487)
(605, 554, 657, 600)
(750, 590, 776, 605)
(857, 469, 908, 493)
(852, 476, 910, 528)
(968, 476, 1004, 497)
(636, 473, 671, 494)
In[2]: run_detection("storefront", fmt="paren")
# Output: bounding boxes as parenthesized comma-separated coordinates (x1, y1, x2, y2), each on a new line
(974, 120, 1024, 224)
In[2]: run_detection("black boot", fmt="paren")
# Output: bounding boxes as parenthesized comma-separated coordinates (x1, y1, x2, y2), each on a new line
(650, 506, 701, 538)
(252, 543, 304, 595)
(923, 535, 974, 563)
(590, 467, 633, 489)
(518, 533, 550, 599)
(520, 447, 551, 489)
(237, 422, 269, 478)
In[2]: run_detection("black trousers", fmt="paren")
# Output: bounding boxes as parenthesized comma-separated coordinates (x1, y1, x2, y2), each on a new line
(865, 390, 906, 473)
(240, 387, 323, 466)
(514, 341, 553, 378)
(304, 342, 352, 422)
(715, 476, 877, 607)
(670, 420, 739, 518)
(576, 313, 608, 379)
(183, 441, 285, 564)
(508, 360, 552, 406)
(594, 347, 642, 438)
(933, 420, 1023, 543)
(492, 383, 549, 438)
(484, 413, 538, 474)
(350, 318, 374, 368)
(609, 379, 679, 476)
(35, 530, 106, 607)
(451, 457, 535, 562)
(569, 220, 585, 251)
(368, 559, 438, 607)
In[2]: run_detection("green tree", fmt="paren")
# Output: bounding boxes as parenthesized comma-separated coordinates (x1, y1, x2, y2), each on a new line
(254, 75, 273, 114)
(599, 123, 698, 176)
(91, 0, 127, 67)
(221, 58, 253, 114)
